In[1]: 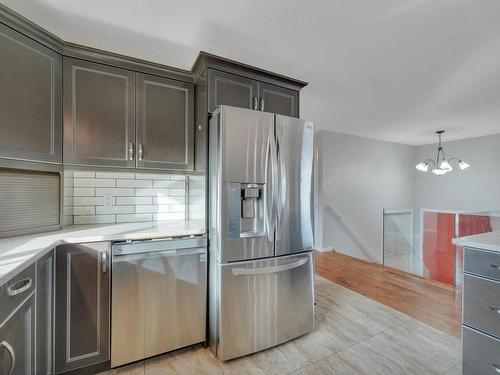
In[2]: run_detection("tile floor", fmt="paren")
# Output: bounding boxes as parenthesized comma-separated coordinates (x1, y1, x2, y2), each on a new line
(99, 275, 461, 375)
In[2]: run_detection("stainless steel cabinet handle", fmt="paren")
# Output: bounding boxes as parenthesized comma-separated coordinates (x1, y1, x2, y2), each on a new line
(491, 264, 500, 270)
(138, 142, 144, 161)
(489, 306, 500, 314)
(232, 256, 308, 276)
(128, 141, 135, 160)
(259, 97, 264, 111)
(492, 363, 500, 374)
(7, 278, 32, 296)
(1, 341, 16, 375)
(252, 96, 258, 110)
(101, 251, 107, 273)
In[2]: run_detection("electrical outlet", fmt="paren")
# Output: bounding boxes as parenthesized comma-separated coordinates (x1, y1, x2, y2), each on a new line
(104, 194, 114, 207)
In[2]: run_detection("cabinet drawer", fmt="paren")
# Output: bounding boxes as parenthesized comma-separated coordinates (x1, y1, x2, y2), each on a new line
(463, 326, 500, 375)
(464, 274, 500, 338)
(464, 247, 500, 281)
(0, 264, 35, 323)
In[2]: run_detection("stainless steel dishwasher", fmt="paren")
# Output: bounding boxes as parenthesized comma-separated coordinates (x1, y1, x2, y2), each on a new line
(110, 236, 207, 367)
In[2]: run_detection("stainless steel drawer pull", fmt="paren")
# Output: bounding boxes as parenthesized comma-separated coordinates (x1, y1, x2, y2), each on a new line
(232, 256, 308, 276)
(7, 278, 32, 296)
(491, 363, 500, 373)
(490, 264, 500, 270)
(129, 141, 135, 160)
(489, 306, 500, 314)
(1, 340, 16, 375)
(138, 142, 144, 161)
(102, 251, 108, 273)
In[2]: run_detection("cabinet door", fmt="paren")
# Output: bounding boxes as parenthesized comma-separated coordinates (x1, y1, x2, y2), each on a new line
(137, 73, 194, 170)
(55, 242, 110, 374)
(258, 82, 299, 118)
(37, 251, 54, 375)
(63, 58, 136, 167)
(0, 294, 36, 375)
(208, 69, 259, 113)
(0, 23, 62, 164)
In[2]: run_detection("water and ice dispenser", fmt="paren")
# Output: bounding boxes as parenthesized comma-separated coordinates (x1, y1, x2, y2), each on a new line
(228, 182, 266, 238)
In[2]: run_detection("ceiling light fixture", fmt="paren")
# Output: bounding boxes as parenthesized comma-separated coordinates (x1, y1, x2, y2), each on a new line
(415, 131, 470, 176)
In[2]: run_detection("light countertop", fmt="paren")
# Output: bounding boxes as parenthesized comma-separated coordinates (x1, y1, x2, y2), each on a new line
(452, 231, 500, 253)
(0, 220, 206, 287)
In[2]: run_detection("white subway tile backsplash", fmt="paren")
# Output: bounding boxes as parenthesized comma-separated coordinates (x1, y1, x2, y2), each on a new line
(96, 188, 134, 197)
(152, 180, 185, 188)
(73, 196, 104, 206)
(74, 178, 115, 187)
(135, 188, 171, 197)
(117, 179, 152, 188)
(169, 189, 185, 197)
(153, 212, 185, 221)
(74, 215, 115, 224)
(96, 205, 134, 215)
(116, 214, 152, 223)
(135, 205, 170, 213)
(73, 188, 96, 197)
(135, 173, 178, 180)
(153, 196, 185, 205)
(95, 172, 135, 179)
(74, 206, 95, 215)
(116, 197, 152, 205)
(170, 205, 186, 212)
(64, 170, 197, 225)
(73, 171, 95, 178)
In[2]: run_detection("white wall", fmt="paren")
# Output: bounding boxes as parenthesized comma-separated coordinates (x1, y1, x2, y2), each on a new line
(414, 134, 500, 212)
(317, 130, 416, 263)
(318, 131, 500, 264)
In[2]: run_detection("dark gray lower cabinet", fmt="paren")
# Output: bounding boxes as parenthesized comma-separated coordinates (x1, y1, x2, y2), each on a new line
(37, 250, 55, 375)
(258, 82, 299, 118)
(0, 294, 36, 374)
(55, 242, 110, 374)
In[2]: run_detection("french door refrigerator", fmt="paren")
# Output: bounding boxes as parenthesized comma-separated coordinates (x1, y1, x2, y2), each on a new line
(208, 105, 315, 361)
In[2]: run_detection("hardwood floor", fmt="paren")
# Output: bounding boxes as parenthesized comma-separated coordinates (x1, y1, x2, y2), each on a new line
(314, 251, 462, 338)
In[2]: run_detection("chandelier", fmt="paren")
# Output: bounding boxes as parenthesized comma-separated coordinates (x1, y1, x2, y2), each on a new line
(415, 131, 470, 175)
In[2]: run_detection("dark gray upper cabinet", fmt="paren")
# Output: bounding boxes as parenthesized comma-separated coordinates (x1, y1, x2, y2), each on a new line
(258, 82, 299, 118)
(63, 57, 136, 168)
(36, 251, 54, 375)
(0, 294, 36, 375)
(0, 23, 62, 164)
(208, 69, 259, 113)
(137, 73, 194, 170)
(55, 242, 110, 374)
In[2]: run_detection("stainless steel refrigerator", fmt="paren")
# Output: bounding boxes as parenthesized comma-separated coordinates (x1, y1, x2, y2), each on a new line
(208, 105, 315, 361)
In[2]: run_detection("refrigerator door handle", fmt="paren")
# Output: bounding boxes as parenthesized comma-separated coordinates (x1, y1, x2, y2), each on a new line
(231, 256, 309, 276)
(266, 129, 278, 240)
(276, 128, 286, 240)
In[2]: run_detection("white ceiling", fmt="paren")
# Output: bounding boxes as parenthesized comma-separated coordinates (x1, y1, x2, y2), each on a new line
(3, 0, 500, 145)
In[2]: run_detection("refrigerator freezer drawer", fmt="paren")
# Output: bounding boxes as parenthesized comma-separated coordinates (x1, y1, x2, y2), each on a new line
(218, 252, 314, 361)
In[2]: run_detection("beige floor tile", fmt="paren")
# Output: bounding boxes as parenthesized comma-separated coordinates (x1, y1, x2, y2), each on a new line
(385, 319, 461, 370)
(144, 346, 222, 375)
(346, 331, 450, 375)
(219, 346, 296, 375)
(442, 363, 461, 375)
(298, 349, 380, 375)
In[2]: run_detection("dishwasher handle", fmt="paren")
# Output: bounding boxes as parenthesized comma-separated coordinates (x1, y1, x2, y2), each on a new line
(112, 247, 206, 260)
